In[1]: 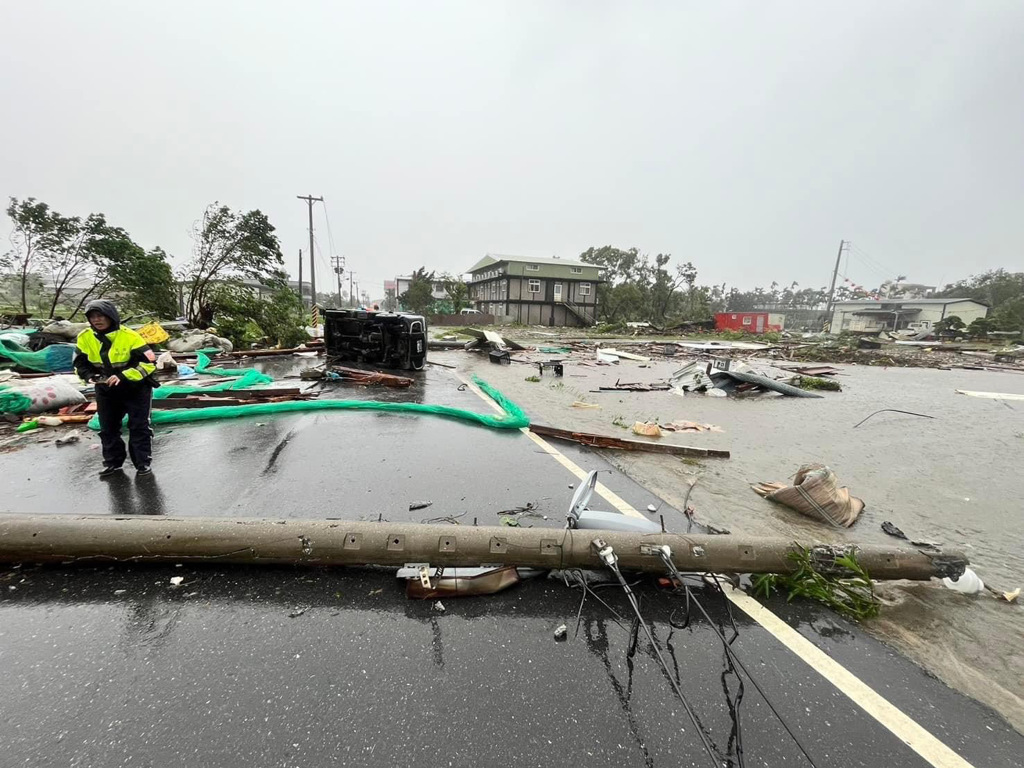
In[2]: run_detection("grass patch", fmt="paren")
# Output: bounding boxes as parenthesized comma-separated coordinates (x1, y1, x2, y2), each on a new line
(524, 375, 541, 383)
(793, 376, 842, 392)
(752, 546, 880, 621)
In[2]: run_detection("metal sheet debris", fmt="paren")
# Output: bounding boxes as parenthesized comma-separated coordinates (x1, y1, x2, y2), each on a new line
(955, 390, 1024, 401)
(530, 424, 730, 458)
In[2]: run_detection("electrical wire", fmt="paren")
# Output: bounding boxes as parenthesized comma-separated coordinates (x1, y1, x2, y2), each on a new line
(595, 543, 722, 768)
(847, 243, 897, 284)
(658, 550, 819, 767)
(848, 242, 898, 276)
(320, 199, 338, 260)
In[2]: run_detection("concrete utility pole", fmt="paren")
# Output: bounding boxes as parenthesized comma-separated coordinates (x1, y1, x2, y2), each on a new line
(824, 239, 848, 327)
(332, 255, 345, 307)
(0, 515, 967, 581)
(296, 195, 323, 308)
(349, 271, 357, 308)
(297, 250, 303, 307)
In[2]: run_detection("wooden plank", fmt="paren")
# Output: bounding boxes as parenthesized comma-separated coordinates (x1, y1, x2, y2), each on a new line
(529, 423, 730, 458)
(329, 366, 414, 388)
(231, 346, 323, 358)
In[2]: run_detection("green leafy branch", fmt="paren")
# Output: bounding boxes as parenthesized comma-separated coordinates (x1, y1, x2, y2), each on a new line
(752, 546, 880, 621)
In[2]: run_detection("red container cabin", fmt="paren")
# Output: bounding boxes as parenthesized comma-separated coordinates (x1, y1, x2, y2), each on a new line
(714, 312, 784, 334)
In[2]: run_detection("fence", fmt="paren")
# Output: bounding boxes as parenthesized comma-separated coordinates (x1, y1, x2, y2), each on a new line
(428, 314, 497, 327)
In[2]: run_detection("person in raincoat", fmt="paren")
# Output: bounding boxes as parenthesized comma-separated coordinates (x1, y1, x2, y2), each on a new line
(74, 300, 158, 477)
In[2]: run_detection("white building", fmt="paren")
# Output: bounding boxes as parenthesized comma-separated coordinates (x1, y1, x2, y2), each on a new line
(395, 275, 448, 302)
(829, 299, 988, 333)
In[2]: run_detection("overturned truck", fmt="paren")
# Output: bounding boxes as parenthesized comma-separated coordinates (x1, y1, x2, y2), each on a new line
(323, 309, 427, 371)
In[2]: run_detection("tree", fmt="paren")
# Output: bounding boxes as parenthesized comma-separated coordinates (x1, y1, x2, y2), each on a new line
(649, 253, 687, 322)
(179, 203, 283, 326)
(967, 317, 993, 338)
(933, 315, 966, 334)
(678, 261, 700, 319)
(991, 296, 1024, 333)
(208, 270, 308, 349)
(3, 197, 53, 313)
(3, 197, 167, 319)
(936, 269, 1024, 308)
(441, 274, 469, 313)
(399, 267, 436, 315)
(97, 243, 178, 318)
(257, 272, 309, 347)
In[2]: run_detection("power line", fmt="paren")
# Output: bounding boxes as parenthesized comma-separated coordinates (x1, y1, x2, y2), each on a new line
(847, 243, 897, 281)
(321, 200, 338, 260)
(847, 242, 894, 272)
(312, 234, 332, 277)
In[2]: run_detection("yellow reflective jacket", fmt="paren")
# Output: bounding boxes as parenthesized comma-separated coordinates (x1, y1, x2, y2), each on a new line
(75, 327, 157, 384)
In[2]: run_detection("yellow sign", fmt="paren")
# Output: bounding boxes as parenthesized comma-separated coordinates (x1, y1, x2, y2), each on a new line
(137, 322, 170, 345)
(311, 305, 320, 328)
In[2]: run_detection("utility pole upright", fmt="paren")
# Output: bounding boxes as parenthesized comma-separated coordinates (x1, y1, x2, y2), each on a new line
(296, 195, 324, 312)
(824, 239, 847, 329)
(332, 255, 346, 307)
(297, 249, 303, 307)
(349, 271, 357, 307)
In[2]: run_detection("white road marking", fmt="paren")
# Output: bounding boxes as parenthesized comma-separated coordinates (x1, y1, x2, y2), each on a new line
(456, 373, 644, 518)
(458, 369, 977, 768)
(726, 590, 974, 768)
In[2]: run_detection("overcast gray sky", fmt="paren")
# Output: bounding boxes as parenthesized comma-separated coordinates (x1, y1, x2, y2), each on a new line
(2, 1, 1022, 299)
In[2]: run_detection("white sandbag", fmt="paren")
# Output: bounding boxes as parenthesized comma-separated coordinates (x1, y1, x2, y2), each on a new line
(14, 377, 87, 413)
(40, 320, 90, 340)
(167, 332, 233, 354)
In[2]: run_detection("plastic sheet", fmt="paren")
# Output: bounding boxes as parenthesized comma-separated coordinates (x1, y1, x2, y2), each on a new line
(194, 351, 273, 383)
(153, 369, 275, 400)
(0, 385, 33, 414)
(89, 376, 528, 431)
(0, 339, 76, 373)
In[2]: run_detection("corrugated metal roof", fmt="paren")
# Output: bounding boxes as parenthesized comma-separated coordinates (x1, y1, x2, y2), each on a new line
(467, 253, 595, 272)
(833, 298, 983, 306)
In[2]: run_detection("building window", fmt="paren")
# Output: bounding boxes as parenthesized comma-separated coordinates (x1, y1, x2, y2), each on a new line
(528, 279, 541, 293)
(742, 316, 752, 325)
(570, 267, 582, 274)
(526, 264, 540, 271)
(579, 282, 591, 296)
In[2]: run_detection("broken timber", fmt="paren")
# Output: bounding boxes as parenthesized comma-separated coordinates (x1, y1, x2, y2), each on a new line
(0, 515, 965, 580)
(529, 424, 730, 458)
(329, 366, 414, 388)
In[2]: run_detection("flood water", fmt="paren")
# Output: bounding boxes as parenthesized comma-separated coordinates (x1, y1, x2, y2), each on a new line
(449, 349, 1024, 730)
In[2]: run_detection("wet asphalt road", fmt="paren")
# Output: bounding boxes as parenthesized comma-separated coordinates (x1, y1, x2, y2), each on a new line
(1, 363, 1021, 767)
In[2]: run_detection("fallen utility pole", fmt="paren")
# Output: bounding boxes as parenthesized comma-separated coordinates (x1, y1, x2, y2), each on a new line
(0, 515, 965, 580)
(530, 424, 731, 459)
